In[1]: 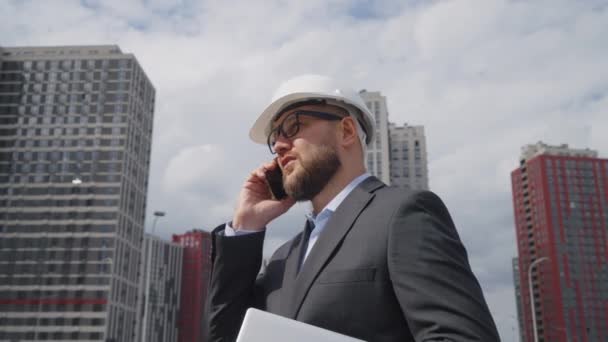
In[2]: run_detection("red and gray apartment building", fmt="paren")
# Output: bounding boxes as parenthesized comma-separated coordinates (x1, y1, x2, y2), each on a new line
(0, 45, 155, 341)
(173, 229, 212, 342)
(511, 142, 608, 342)
(135, 233, 183, 342)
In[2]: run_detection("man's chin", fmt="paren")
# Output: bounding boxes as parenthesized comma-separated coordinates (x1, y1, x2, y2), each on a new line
(283, 161, 296, 174)
(283, 173, 298, 192)
(282, 162, 298, 181)
(283, 170, 306, 200)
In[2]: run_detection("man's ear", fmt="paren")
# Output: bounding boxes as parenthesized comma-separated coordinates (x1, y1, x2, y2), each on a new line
(338, 117, 359, 148)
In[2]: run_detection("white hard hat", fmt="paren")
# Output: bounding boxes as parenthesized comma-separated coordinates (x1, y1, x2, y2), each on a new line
(250, 74, 375, 146)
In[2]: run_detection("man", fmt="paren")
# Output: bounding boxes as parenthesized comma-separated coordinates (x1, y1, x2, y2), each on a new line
(205, 75, 500, 341)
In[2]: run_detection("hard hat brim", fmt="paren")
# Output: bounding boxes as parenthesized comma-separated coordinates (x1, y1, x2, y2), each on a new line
(249, 92, 374, 145)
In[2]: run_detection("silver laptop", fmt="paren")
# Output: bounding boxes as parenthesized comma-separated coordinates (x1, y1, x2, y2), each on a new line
(236, 308, 365, 342)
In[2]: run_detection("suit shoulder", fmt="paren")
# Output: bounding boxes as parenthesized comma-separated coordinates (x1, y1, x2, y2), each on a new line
(374, 186, 444, 206)
(373, 187, 452, 223)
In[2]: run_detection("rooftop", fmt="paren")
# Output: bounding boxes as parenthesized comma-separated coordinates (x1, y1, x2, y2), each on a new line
(520, 141, 598, 161)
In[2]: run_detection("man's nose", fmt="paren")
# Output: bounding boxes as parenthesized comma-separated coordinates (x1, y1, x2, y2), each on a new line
(273, 134, 292, 155)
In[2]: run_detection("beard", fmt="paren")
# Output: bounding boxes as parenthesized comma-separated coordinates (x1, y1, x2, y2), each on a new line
(283, 144, 341, 202)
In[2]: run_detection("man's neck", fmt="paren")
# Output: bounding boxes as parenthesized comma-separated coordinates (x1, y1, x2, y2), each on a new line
(310, 166, 366, 215)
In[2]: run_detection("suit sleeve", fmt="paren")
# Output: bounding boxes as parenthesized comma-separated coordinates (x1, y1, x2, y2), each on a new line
(387, 191, 501, 342)
(204, 224, 267, 342)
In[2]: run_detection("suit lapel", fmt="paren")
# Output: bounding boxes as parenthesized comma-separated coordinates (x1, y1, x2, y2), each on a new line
(288, 176, 385, 318)
(279, 220, 311, 316)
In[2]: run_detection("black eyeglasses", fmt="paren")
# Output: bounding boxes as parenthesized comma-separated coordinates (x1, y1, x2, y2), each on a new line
(267, 110, 344, 154)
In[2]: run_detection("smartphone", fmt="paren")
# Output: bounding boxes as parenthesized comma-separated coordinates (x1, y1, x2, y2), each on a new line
(265, 164, 287, 200)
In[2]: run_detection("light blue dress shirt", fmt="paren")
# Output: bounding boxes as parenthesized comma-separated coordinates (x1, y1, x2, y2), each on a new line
(225, 173, 371, 265)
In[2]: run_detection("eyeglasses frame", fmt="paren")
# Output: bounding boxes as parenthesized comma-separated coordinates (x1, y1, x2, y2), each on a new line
(267, 110, 345, 154)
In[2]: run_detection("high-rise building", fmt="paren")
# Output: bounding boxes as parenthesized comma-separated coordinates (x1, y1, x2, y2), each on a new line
(512, 257, 525, 342)
(172, 230, 212, 342)
(511, 142, 608, 342)
(359, 90, 390, 184)
(388, 123, 429, 190)
(135, 234, 183, 342)
(0, 45, 155, 341)
(359, 90, 429, 189)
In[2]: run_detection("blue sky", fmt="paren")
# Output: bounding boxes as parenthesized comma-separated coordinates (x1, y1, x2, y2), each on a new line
(2, 0, 607, 340)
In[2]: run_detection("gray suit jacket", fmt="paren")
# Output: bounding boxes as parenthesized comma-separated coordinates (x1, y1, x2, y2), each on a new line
(205, 177, 500, 342)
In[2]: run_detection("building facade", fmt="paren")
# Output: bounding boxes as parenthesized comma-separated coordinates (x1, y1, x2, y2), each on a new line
(359, 90, 390, 185)
(135, 234, 183, 342)
(172, 230, 212, 342)
(511, 142, 608, 342)
(359, 90, 429, 189)
(0, 45, 155, 341)
(388, 123, 429, 190)
(512, 257, 525, 342)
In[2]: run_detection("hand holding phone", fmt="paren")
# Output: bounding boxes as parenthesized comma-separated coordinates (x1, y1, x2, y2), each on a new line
(232, 160, 294, 231)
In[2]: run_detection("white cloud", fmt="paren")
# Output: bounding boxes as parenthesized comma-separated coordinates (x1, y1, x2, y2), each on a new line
(413, 0, 506, 59)
(2, 0, 607, 339)
(163, 144, 225, 192)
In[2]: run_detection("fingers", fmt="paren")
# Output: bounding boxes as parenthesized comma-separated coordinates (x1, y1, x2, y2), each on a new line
(247, 160, 278, 181)
(268, 158, 280, 169)
(242, 177, 267, 197)
(242, 164, 270, 192)
(263, 159, 279, 171)
(240, 160, 285, 200)
(247, 169, 265, 183)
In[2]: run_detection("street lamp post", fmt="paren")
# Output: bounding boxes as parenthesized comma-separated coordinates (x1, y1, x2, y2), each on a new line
(528, 256, 549, 342)
(141, 211, 165, 342)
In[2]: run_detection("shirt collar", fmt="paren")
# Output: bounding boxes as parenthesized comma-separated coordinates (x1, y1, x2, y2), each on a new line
(306, 173, 372, 222)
